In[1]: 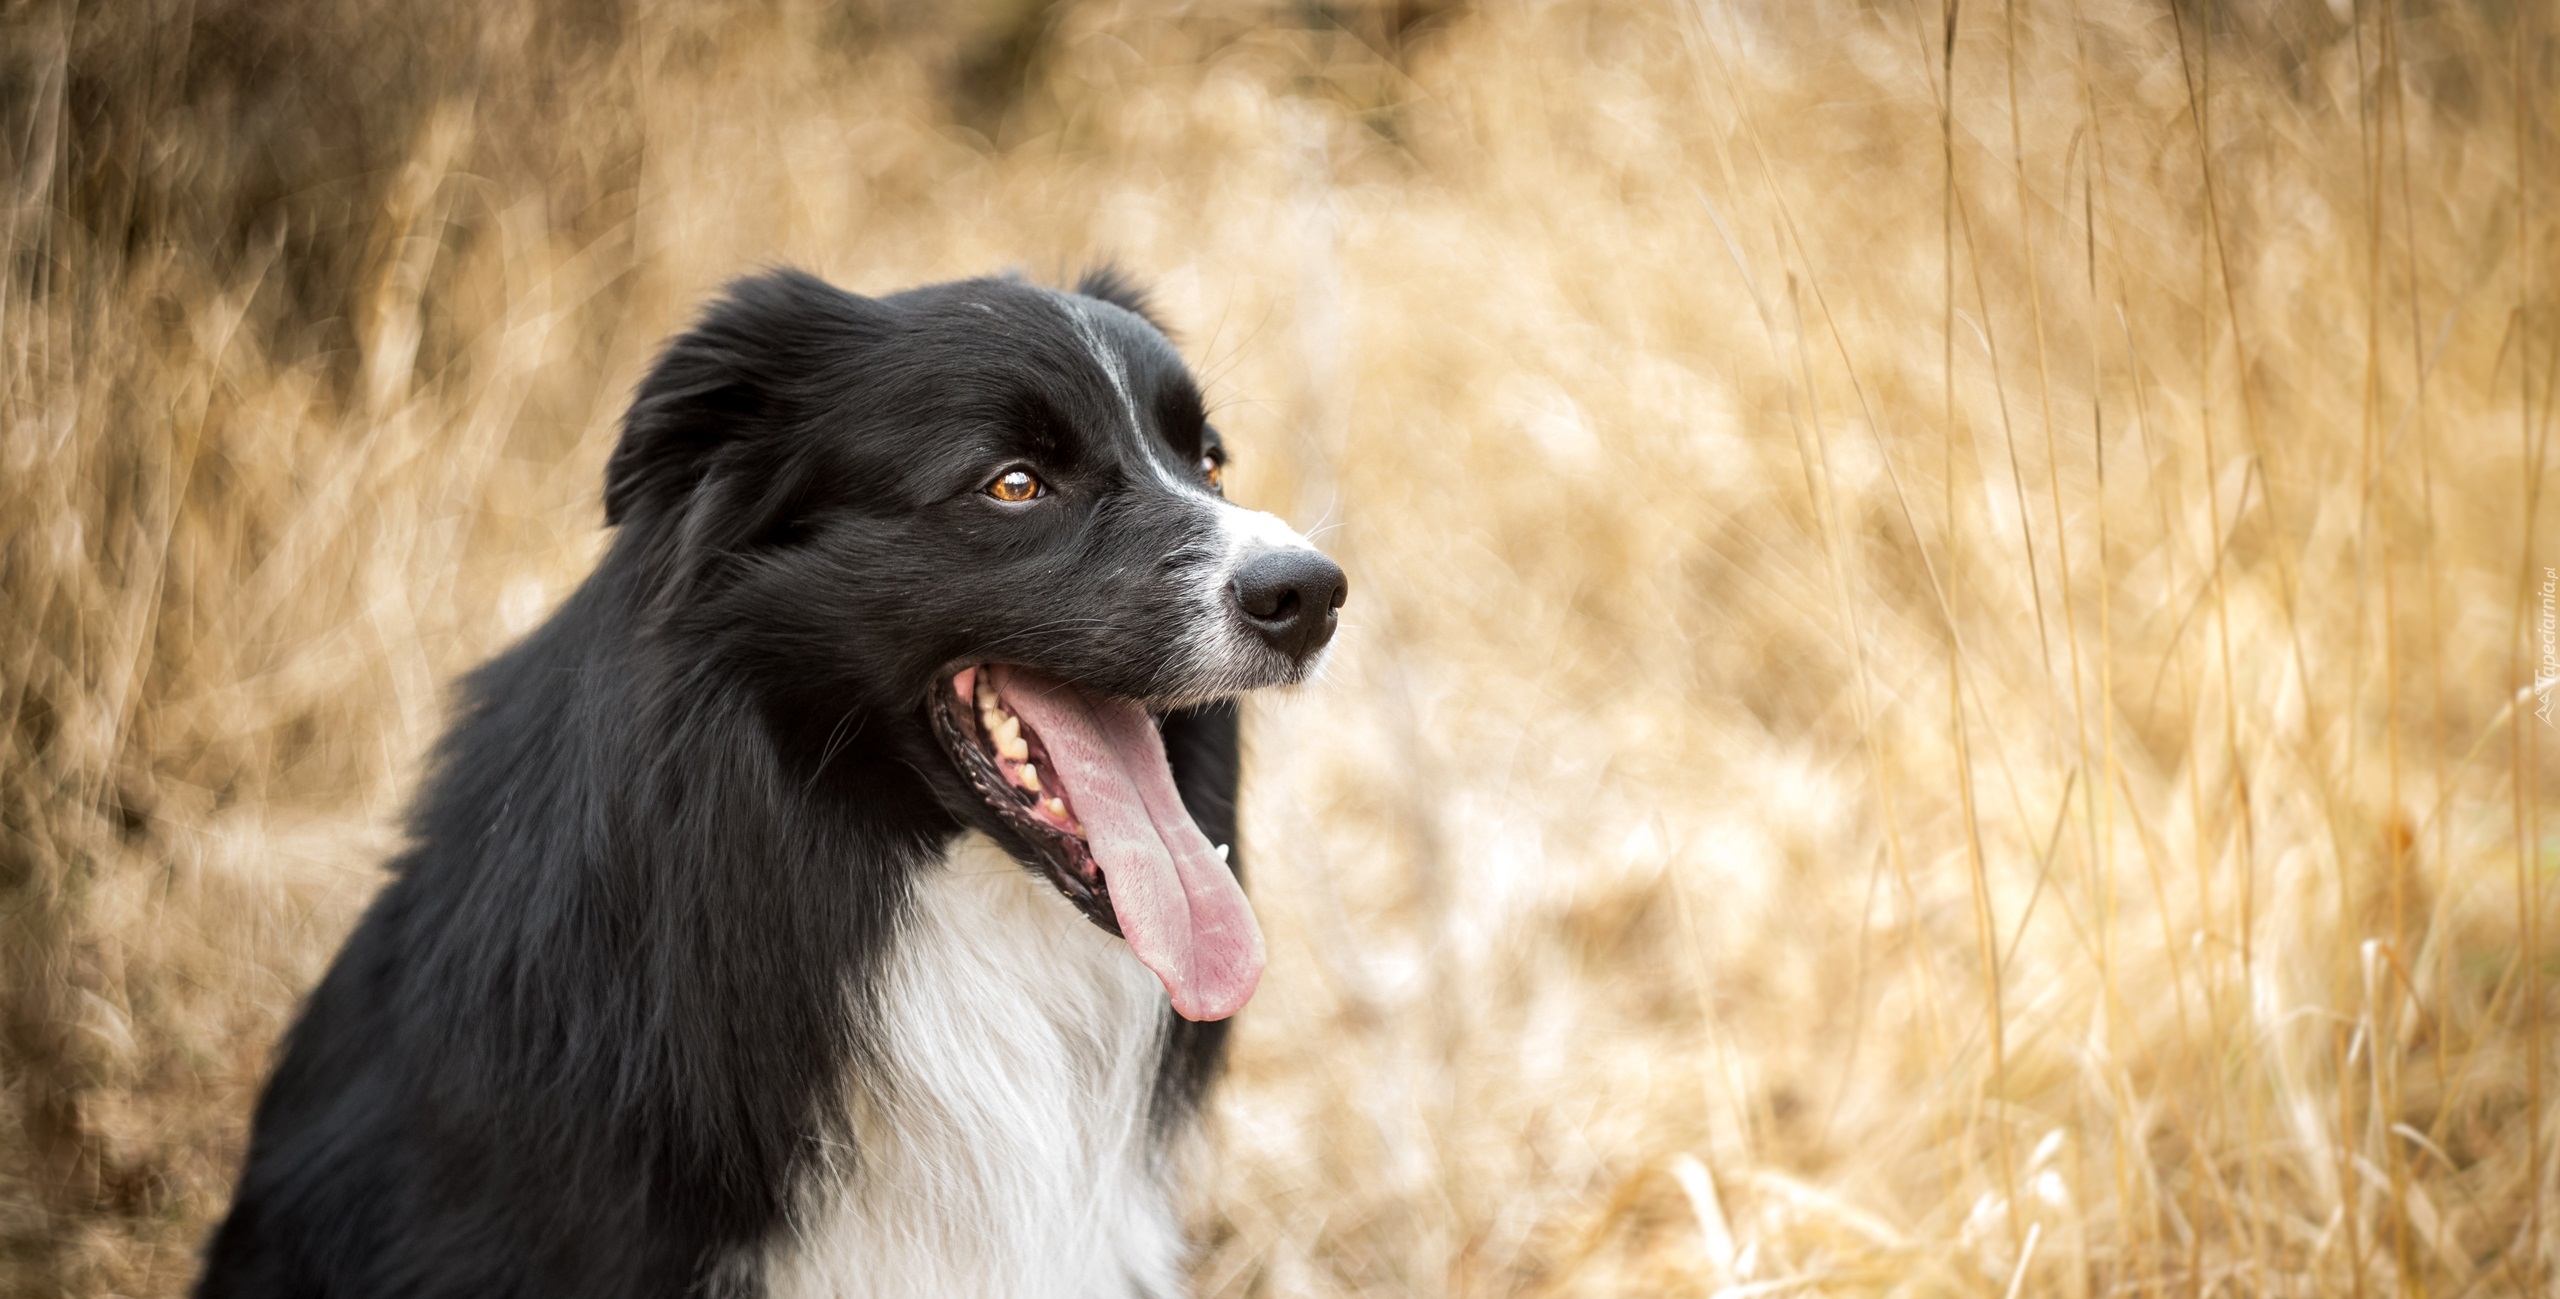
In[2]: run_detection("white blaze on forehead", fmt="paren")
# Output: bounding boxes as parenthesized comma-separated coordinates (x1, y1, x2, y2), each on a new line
(1059, 296, 1190, 494)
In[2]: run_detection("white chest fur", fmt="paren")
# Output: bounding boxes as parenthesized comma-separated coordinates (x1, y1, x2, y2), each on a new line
(757, 833, 1189, 1299)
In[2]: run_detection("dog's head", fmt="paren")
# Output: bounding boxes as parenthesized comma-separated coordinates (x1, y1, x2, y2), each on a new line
(602, 268, 1343, 1021)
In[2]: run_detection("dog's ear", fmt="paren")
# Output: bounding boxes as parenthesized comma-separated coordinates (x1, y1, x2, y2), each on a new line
(1072, 263, 1172, 339)
(605, 270, 877, 530)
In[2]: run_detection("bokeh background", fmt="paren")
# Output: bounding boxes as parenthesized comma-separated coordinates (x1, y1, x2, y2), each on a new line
(4, 0, 2558, 1293)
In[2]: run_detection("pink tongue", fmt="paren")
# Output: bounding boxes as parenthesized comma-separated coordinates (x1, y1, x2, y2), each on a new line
(993, 666, 1264, 1021)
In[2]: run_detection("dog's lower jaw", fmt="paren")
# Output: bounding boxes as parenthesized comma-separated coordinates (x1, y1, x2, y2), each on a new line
(754, 832, 1192, 1299)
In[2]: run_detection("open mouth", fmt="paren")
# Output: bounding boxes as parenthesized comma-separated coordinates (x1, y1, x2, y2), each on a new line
(930, 663, 1264, 1021)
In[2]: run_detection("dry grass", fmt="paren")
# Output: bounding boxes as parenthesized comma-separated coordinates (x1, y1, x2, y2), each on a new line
(4, 0, 2557, 1293)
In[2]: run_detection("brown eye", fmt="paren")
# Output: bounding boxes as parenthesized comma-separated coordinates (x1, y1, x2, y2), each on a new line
(1199, 456, 1223, 492)
(985, 469, 1043, 503)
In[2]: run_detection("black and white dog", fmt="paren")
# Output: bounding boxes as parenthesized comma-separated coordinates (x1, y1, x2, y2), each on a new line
(197, 268, 1345, 1297)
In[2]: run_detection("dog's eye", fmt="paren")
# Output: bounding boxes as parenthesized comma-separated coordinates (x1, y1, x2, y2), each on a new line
(985, 469, 1044, 503)
(1199, 456, 1223, 492)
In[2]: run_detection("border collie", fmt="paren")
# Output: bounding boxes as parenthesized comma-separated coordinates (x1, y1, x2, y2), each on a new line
(196, 267, 1346, 1298)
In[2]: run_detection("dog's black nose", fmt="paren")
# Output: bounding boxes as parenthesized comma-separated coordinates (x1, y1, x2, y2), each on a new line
(1231, 549, 1347, 660)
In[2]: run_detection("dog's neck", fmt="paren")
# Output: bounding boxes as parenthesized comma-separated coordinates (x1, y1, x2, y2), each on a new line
(755, 832, 1192, 1299)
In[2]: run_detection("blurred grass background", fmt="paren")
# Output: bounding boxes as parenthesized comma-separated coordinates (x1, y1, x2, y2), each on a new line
(3, 0, 2557, 1293)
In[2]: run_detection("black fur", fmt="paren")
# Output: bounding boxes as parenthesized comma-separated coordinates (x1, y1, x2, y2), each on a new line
(198, 269, 1274, 1298)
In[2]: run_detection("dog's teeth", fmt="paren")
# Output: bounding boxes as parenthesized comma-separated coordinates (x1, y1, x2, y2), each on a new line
(993, 716, 1028, 761)
(1017, 763, 1041, 792)
(1215, 843, 1230, 863)
(1045, 797, 1068, 820)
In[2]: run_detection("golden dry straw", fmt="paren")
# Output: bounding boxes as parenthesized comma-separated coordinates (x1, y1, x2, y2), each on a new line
(2, 0, 2556, 1294)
